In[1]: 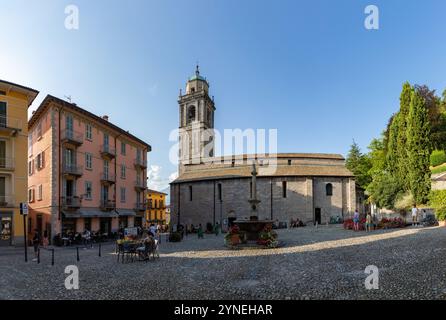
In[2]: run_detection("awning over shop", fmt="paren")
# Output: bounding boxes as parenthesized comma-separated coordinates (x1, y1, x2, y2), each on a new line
(62, 210, 119, 219)
(115, 209, 136, 217)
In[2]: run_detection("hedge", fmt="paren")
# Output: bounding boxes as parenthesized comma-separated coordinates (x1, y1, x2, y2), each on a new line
(430, 150, 446, 167)
(429, 190, 446, 221)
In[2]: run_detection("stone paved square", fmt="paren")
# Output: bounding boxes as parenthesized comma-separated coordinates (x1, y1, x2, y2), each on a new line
(1, 225, 445, 300)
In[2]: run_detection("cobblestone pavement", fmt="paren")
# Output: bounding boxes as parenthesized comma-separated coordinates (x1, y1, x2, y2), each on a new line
(1, 225, 445, 300)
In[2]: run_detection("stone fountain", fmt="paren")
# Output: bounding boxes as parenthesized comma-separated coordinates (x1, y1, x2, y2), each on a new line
(233, 163, 275, 242)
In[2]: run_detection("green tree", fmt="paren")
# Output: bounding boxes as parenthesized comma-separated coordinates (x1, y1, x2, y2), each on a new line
(386, 113, 400, 177)
(396, 83, 413, 189)
(366, 172, 401, 209)
(346, 141, 372, 188)
(406, 90, 432, 204)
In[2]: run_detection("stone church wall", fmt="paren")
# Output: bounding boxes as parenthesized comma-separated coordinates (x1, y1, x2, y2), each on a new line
(170, 176, 356, 229)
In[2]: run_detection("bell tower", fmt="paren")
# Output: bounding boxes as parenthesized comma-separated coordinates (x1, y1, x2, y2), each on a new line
(178, 65, 216, 174)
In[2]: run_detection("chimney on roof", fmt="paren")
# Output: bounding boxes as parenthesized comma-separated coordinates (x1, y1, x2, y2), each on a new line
(102, 115, 109, 121)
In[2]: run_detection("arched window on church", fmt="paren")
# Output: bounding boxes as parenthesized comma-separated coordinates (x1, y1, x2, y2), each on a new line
(187, 106, 196, 124)
(326, 183, 333, 196)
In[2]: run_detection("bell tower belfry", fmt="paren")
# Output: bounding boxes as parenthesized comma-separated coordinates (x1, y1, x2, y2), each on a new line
(178, 65, 216, 174)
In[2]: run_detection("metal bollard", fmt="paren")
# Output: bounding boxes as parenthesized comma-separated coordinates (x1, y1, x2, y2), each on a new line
(98, 243, 102, 257)
(51, 249, 55, 266)
(37, 248, 40, 264)
(76, 247, 80, 262)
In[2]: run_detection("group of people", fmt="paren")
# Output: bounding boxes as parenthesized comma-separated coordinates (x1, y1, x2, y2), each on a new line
(178, 222, 221, 239)
(289, 218, 305, 228)
(353, 210, 378, 232)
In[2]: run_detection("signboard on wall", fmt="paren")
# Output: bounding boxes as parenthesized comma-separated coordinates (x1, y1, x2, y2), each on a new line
(124, 227, 138, 237)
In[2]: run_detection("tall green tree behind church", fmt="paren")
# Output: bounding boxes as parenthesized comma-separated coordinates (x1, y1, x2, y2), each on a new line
(406, 90, 432, 204)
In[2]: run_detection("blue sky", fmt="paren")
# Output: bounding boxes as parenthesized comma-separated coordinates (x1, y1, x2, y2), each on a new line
(2, 0, 446, 196)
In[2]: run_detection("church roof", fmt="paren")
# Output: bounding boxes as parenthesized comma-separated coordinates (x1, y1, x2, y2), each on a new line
(172, 155, 354, 184)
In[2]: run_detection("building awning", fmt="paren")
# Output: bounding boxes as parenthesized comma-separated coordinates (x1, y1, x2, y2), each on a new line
(62, 210, 118, 219)
(115, 209, 136, 217)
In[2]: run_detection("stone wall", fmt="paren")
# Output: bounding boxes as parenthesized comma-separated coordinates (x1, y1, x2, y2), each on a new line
(170, 176, 356, 229)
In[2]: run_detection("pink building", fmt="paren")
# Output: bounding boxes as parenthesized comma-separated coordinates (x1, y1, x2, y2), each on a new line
(27, 95, 151, 241)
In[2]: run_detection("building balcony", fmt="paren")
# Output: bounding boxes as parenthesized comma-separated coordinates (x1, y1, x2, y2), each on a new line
(61, 129, 84, 146)
(0, 116, 23, 135)
(100, 172, 116, 185)
(100, 145, 116, 160)
(0, 195, 14, 208)
(0, 157, 15, 171)
(100, 199, 116, 211)
(134, 158, 147, 170)
(62, 163, 83, 177)
(134, 180, 147, 191)
(134, 202, 147, 212)
(61, 196, 81, 210)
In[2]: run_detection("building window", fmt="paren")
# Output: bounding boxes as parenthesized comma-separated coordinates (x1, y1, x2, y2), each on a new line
(28, 189, 35, 203)
(189, 186, 193, 201)
(160, 200, 164, 208)
(282, 181, 287, 198)
(326, 183, 333, 196)
(37, 122, 42, 139)
(86, 124, 93, 141)
(85, 153, 92, 170)
(37, 185, 43, 201)
(121, 142, 126, 155)
(120, 187, 126, 203)
(28, 132, 33, 156)
(85, 181, 92, 200)
(288, 159, 292, 165)
(148, 199, 153, 209)
(36, 152, 45, 170)
(218, 183, 222, 201)
(187, 106, 196, 124)
(28, 160, 34, 176)
(121, 164, 126, 179)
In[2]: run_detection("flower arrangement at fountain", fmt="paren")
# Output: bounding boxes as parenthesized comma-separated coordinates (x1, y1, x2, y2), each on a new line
(224, 225, 247, 247)
(257, 224, 279, 248)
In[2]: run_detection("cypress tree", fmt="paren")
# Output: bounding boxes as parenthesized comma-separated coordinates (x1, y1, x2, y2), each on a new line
(406, 90, 432, 204)
(386, 113, 400, 177)
(396, 83, 413, 190)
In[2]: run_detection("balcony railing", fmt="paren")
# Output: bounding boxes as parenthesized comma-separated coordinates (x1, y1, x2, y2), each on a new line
(134, 202, 147, 211)
(134, 158, 147, 169)
(61, 129, 84, 146)
(100, 172, 116, 184)
(0, 195, 15, 208)
(62, 163, 83, 177)
(134, 180, 147, 191)
(0, 157, 15, 170)
(100, 145, 116, 159)
(100, 199, 116, 211)
(61, 196, 81, 209)
(0, 115, 23, 132)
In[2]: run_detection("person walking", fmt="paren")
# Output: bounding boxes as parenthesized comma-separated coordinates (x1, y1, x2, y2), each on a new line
(32, 229, 41, 262)
(365, 213, 372, 232)
(412, 204, 419, 227)
(353, 209, 360, 231)
(42, 229, 49, 248)
(213, 222, 220, 236)
(197, 224, 204, 239)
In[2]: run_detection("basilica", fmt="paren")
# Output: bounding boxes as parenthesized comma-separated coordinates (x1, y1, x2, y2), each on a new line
(170, 67, 362, 230)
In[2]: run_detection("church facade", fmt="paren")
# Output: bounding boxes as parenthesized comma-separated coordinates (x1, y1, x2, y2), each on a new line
(170, 68, 359, 230)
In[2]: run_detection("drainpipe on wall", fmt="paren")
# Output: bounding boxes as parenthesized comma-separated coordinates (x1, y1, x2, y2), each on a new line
(213, 181, 216, 225)
(58, 105, 62, 226)
(270, 178, 273, 220)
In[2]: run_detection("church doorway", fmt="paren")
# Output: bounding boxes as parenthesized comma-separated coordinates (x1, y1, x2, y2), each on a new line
(315, 208, 322, 225)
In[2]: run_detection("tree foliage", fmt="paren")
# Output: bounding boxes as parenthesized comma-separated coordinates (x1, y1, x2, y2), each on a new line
(346, 141, 372, 188)
(406, 90, 432, 204)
